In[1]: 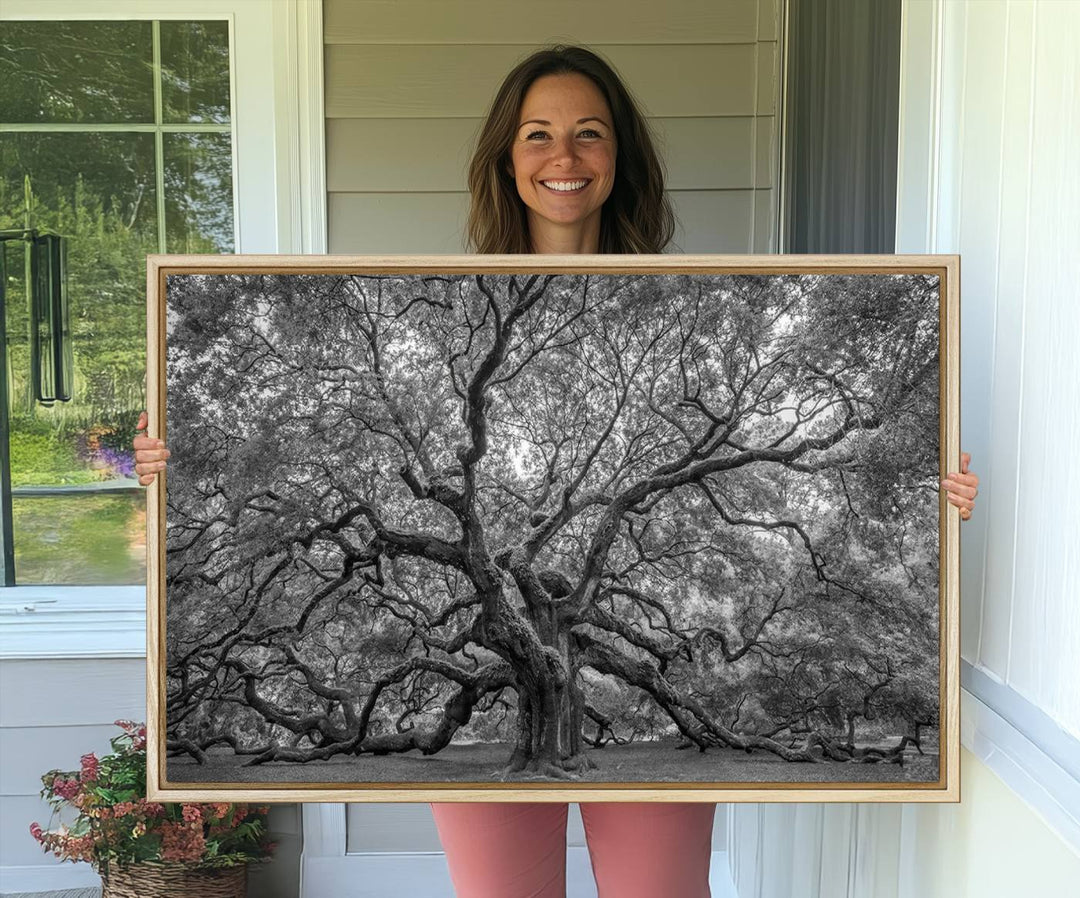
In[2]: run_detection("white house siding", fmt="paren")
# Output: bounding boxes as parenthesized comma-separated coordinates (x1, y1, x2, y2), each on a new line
(324, 0, 781, 254)
(0, 659, 145, 891)
(0, 656, 301, 897)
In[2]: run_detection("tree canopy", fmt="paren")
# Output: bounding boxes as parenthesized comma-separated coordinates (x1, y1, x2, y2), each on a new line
(165, 272, 940, 777)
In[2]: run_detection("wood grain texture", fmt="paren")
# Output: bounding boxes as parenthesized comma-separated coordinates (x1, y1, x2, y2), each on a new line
(145, 259, 166, 798)
(945, 255, 961, 803)
(145, 254, 956, 272)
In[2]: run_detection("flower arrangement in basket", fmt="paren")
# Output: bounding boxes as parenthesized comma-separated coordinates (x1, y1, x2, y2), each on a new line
(30, 720, 274, 897)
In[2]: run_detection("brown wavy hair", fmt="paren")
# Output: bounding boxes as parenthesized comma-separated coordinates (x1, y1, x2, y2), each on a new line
(466, 45, 676, 254)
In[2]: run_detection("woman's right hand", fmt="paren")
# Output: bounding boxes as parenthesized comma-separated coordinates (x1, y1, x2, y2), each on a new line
(133, 411, 170, 486)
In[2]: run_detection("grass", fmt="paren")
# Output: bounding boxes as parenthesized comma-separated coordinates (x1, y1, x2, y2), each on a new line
(12, 492, 146, 584)
(167, 738, 940, 786)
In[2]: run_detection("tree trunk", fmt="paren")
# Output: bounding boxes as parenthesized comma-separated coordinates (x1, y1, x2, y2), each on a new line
(501, 618, 593, 778)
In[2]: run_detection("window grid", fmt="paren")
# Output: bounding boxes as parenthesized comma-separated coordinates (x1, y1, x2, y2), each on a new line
(0, 20, 236, 255)
(0, 18, 235, 585)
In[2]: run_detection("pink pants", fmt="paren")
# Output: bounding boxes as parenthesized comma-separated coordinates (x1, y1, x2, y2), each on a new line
(431, 802, 716, 898)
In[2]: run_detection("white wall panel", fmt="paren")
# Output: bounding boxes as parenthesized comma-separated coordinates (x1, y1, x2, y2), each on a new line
(0, 724, 123, 795)
(954, 0, 1010, 672)
(897, 0, 1080, 737)
(669, 189, 759, 253)
(979, 0, 1036, 691)
(0, 659, 145, 728)
(346, 803, 444, 853)
(1004, 1, 1080, 731)
(0, 660, 146, 873)
(326, 117, 770, 193)
(328, 191, 468, 253)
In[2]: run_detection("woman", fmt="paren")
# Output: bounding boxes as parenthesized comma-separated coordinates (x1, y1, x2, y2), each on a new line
(135, 45, 979, 898)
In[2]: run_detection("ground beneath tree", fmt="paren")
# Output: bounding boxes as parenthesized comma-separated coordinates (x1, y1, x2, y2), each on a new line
(167, 737, 939, 785)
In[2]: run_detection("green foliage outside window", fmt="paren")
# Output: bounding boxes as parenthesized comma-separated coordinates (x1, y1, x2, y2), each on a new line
(0, 19, 233, 584)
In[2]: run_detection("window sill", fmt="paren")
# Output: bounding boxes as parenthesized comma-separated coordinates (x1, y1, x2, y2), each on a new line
(961, 665, 1080, 854)
(0, 585, 145, 659)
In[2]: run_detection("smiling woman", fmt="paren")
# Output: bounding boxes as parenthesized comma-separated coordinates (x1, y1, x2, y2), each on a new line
(465, 45, 674, 255)
(508, 73, 617, 253)
(134, 39, 980, 898)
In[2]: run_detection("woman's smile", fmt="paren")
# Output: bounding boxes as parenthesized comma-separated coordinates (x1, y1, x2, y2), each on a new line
(540, 178, 592, 193)
(509, 72, 617, 252)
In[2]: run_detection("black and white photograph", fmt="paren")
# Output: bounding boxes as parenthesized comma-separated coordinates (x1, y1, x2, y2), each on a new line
(156, 260, 952, 796)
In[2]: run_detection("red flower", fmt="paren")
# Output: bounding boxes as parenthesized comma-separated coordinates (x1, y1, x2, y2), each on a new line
(80, 753, 100, 782)
(207, 802, 231, 820)
(52, 777, 80, 801)
(160, 821, 206, 863)
(31, 722, 271, 871)
(136, 798, 166, 818)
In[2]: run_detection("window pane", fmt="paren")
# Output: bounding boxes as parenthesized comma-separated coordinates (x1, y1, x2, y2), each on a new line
(12, 493, 145, 585)
(1, 20, 235, 587)
(1, 132, 157, 433)
(160, 21, 232, 124)
(0, 132, 158, 237)
(164, 133, 235, 252)
(0, 22, 154, 124)
(2, 132, 155, 585)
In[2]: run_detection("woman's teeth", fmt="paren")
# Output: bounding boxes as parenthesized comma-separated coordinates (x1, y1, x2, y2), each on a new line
(542, 180, 589, 192)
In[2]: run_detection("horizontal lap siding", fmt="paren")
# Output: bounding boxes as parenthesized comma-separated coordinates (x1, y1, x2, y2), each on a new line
(323, 0, 781, 850)
(324, 0, 762, 45)
(324, 0, 780, 254)
(328, 189, 763, 254)
(325, 45, 759, 118)
(0, 659, 145, 868)
(326, 117, 770, 192)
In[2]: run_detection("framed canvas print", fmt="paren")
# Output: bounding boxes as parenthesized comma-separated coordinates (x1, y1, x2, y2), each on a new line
(146, 254, 959, 803)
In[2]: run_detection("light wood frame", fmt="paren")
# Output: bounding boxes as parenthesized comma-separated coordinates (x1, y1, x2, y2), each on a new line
(146, 253, 960, 803)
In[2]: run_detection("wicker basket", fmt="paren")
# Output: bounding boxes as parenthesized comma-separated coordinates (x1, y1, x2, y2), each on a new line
(100, 862, 247, 898)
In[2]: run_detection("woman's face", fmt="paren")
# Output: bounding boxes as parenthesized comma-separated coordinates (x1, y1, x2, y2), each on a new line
(508, 73, 617, 250)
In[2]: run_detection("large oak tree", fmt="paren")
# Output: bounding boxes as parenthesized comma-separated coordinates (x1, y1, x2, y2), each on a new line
(166, 272, 939, 778)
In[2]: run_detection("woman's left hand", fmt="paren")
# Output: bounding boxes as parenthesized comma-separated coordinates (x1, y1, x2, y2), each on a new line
(941, 451, 979, 521)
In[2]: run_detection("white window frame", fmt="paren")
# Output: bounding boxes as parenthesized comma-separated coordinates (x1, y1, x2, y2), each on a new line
(0, 0, 325, 659)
